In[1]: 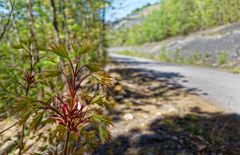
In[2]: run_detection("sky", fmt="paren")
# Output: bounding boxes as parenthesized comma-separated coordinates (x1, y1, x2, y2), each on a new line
(106, 0, 160, 21)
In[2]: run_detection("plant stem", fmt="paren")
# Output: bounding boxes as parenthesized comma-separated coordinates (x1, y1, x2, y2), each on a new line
(18, 123, 25, 155)
(0, 121, 18, 134)
(64, 129, 70, 155)
(19, 74, 30, 155)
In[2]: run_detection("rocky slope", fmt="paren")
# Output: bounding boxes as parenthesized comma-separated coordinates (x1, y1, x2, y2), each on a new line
(109, 23, 240, 67)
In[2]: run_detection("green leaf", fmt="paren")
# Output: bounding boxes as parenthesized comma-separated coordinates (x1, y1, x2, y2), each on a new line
(20, 38, 33, 45)
(86, 63, 101, 72)
(30, 111, 44, 132)
(14, 96, 42, 114)
(14, 101, 30, 112)
(41, 70, 61, 78)
(92, 72, 113, 87)
(12, 43, 24, 49)
(49, 43, 69, 58)
(15, 96, 36, 104)
(92, 94, 110, 109)
(72, 40, 93, 55)
(37, 45, 47, 51)
(80, 92, 92, 103)
(92, 113, 112, 126)
(56, 82, 65, 91)
(18, 109, 35, 126)
(98, 126, 111, 144)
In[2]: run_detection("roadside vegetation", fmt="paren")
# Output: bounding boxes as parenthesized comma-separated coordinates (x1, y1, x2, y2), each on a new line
(109, 0, 240, 46)
(116, 50, 240, 74)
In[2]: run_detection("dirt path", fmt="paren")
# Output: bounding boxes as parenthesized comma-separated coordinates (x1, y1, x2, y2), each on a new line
(95, 57, 240, 155)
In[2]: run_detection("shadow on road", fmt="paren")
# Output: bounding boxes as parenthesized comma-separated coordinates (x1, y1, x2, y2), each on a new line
(110, 55, 209, 96)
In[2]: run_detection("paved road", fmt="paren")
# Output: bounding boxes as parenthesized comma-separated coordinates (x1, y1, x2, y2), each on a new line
(110, 54, 240, 114)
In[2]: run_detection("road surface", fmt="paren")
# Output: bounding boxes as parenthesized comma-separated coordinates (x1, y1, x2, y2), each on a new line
(110, 54, 240, 114)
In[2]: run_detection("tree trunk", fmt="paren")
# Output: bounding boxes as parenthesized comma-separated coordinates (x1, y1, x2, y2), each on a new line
(49, 0, 60, 43)
(28, 0, 39, 64)
(99, 6, 107, 62)
(62, 0, 71, 49)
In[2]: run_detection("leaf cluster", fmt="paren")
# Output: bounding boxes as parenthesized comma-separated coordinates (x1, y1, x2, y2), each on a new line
(5, 41, 113, 154)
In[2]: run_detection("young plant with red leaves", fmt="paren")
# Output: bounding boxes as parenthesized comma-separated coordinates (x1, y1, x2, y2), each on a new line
(48, 42, 113, 154)
(6, 41, 113, 154)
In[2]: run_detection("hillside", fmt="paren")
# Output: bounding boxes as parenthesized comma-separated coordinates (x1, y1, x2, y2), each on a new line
(110, 3, 159, 30)
(109, 23, 240, 71)
(108, 0, 240, 46)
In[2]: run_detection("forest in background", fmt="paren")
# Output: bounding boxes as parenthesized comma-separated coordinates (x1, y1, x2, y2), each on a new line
(109, 0, 240, 46)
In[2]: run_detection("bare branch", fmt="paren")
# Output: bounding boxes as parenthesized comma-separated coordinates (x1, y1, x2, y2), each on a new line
(0, 0, 15, 40)
(0, 121, 18, 135)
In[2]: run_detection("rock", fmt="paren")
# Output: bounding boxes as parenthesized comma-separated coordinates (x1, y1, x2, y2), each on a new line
(115, 95, 124, 101)
(156, 112, 162, 116)
(131, 100, 144, 105)
(197, 144, 207, 151)
(114, 84, 123, 92)
(109, 73, 121, 79)
(171, 136, 178, 140)
(123, 113, 134, 120)
(161, 104, 178, 113)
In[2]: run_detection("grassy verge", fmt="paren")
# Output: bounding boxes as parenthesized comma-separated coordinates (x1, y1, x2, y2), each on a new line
(115, 50, 240, 74)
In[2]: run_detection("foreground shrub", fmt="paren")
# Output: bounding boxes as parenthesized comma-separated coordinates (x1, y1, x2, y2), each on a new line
(1, 40, 112, 154)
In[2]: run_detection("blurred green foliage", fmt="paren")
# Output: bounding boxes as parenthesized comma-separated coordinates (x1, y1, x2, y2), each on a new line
(217, 52, 228, 65)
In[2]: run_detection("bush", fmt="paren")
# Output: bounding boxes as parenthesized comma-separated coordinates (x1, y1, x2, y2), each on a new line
(159, 50, 170, 62)
(217, 52, 228, 65)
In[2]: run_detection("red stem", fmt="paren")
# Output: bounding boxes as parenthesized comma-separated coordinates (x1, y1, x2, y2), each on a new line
(75, 65, 86, 76)
(61, 71, 72, 95)
(75, 73, 92, 91)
